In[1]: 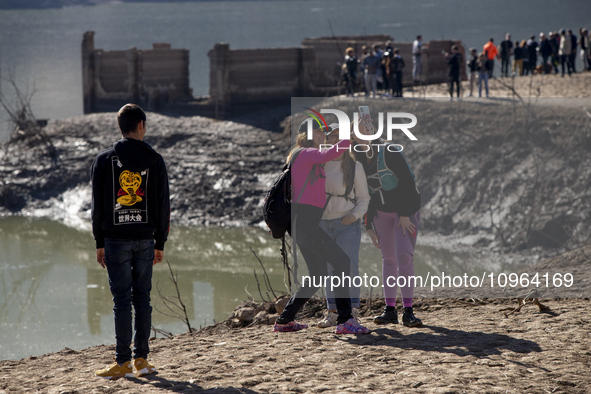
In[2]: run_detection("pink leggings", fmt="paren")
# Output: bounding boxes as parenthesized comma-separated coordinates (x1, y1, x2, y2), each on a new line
(372, 210, 420, 308)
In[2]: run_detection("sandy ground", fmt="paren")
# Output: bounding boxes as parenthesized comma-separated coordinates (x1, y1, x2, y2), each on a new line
(1, 296, 590, 394)
(410, 71, 591, 99)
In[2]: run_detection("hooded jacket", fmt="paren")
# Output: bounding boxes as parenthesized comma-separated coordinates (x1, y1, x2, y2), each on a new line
(91, 137, 170, 250)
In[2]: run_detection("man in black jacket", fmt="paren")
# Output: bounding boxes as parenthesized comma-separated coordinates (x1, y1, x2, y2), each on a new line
(390, 48, 405, 97)
(445, 45, 463, 100)
(500, 33, 513, 77)
(527, 35, 538, 72)
(569, 30, 578, 73)
(467, 48, 478, 96)
(539, 33, 553, 74)
(92, 104, 170, 380)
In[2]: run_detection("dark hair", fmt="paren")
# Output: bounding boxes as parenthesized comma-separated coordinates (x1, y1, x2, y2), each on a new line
(117, 104, 146, 134)
(417, 35, 422, 40)
(489, 37, 494, 42)
(452, 45, 458, 51)
(530, 35, 535, 40)
(394, 48, 400, 54)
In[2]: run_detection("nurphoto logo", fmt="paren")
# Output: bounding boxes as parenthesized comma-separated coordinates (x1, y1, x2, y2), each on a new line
(301, 107, 418, 152)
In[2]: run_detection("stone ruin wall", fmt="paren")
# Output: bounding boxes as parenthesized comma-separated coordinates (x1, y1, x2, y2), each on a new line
(82, 31, 192, 114)
(209, 35, 466, 112)
(81, 32, 466, 116)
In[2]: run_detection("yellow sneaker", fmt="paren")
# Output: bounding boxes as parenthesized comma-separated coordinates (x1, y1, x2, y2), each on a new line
(134, 357, 156, 377)
(95, 358, 134, 380)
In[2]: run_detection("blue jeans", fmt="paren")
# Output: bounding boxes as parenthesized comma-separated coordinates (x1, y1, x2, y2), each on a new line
(478, 72, 489, 97)
(105, 238, 154, 364)
(319, 218, 361, 309)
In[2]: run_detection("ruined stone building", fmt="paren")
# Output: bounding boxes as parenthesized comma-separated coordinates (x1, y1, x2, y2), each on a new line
(82, 32, 464, 116)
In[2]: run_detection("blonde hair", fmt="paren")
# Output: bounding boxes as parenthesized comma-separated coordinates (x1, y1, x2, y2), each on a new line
(286, 132, 314, 164)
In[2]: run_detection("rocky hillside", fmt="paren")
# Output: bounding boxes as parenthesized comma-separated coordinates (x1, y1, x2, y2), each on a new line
(1, 96, 590, 255)
(306, 97, 591, 254)
(0, 112, 288, 226)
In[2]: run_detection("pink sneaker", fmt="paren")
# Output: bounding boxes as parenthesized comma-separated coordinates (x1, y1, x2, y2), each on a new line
(335, 318, 371, 335)
(273, 321, 308, 332)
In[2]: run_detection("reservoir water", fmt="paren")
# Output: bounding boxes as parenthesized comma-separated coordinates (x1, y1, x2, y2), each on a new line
(1, 0, 590, 140)
(0, 216, 517, 361)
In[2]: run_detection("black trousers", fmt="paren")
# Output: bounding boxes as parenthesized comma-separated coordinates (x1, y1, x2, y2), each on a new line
(345, 72, 356, 96)
(486, 59, 495, 77)
(569, 53, 577, 73)
(501, 56, 511, 76)
(277, 203, 353, 325)
(529, 55, 537, 70)
(394, 71, 403, 97)
(449, 74, 460, 97)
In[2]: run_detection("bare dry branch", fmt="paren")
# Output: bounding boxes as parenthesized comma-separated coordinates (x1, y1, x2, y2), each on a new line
(153, 260, 193, 333)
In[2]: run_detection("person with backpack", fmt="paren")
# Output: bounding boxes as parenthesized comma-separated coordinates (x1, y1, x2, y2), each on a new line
(273, 121, 370, 335)
(352, 116, 422, 328)
(316, 124, 370, 328)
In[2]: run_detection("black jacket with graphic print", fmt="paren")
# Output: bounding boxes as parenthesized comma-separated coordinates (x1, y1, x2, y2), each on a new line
(91, 137, 170, 250)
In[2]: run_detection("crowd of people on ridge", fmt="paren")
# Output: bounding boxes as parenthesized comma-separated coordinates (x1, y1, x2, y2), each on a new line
(340, 27, 590, 99)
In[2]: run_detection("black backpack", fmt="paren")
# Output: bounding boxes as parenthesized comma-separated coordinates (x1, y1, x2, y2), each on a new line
(263, 148, 317, 239)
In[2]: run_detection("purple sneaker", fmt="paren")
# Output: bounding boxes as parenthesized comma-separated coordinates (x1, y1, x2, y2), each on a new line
(335, 318, 371, 335)
(273, 321, 309, 332)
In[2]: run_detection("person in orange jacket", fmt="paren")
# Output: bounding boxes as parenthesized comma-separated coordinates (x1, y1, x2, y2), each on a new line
(483, 38, 500, 77)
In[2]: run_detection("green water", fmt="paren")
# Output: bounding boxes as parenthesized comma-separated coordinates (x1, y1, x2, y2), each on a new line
(0, 216, 499, 361)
